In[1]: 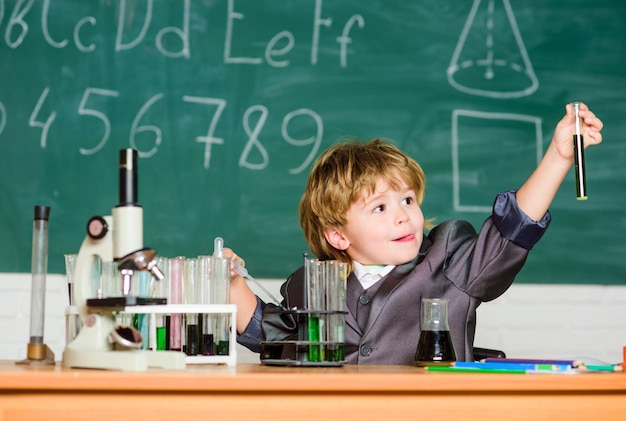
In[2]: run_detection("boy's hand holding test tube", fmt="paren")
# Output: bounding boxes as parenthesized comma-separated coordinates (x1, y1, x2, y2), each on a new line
(232, 259, 282, 306)
(216, 238, 284, 333)
(557, 102, 602, 199)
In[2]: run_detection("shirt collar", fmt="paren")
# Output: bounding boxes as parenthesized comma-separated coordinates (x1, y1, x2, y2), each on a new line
(353, 261, 396, 289)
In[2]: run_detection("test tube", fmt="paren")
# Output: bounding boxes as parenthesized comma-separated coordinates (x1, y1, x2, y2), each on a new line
(101, 260, 119, 298)
(27, 206, 50, 360)
(154, 256, 170, 350)
(169, 256, 184, 351)
(91, 256, 103, 299)
(184, 257, 200, 355)
(64, 254, 81, 345)
(211, 255, 231, 355)
(154, 256, 171, 300)
(572, 102, 587, 200)
(325, 260, 347, 362)
(211, 238, 232, 355)
(198, 255, 214, 355)
(132, 271, 151, 349)
(64, 254, 77, 306)
(305, 257, 323, 362)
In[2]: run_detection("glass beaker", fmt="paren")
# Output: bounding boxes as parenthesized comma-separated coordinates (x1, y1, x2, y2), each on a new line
(414, 298, 456, 366)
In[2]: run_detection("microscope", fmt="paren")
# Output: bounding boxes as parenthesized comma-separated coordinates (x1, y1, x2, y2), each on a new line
(62, 149, 185, 371)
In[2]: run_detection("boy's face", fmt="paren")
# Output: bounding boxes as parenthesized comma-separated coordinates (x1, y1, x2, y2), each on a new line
(325, 176, 424, 266)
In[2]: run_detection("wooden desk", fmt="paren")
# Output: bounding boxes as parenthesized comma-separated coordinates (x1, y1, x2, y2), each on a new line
(1, 361, 625, 420)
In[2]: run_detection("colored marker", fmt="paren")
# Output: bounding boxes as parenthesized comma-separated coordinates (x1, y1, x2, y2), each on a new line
(426, 366, 526, 374)
(454, 361, 571, 371)
(580, 364, 623, 372)
(572, 102, 587, 200)
(482, 358, 579, 367)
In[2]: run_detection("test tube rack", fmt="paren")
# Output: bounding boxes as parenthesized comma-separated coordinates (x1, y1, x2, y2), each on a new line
(260, 308, 347, 367)
(67, 304, 237, 366)
(122, 304, 237, 366)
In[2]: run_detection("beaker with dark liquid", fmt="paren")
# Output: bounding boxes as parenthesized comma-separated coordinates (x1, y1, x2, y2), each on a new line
(414, 298, 456, 366)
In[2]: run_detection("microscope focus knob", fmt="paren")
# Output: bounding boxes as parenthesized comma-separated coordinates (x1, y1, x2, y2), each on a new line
(86, 216, 109, 240)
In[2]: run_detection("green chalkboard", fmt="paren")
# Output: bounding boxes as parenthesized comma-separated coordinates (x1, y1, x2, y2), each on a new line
(1, 0, 625, 284)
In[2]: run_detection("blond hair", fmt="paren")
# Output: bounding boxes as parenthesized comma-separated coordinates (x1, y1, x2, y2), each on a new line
(299, 138, 429, 271)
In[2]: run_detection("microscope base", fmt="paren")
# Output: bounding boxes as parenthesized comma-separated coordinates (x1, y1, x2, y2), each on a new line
(62, 348, 186, 372)
(62, 313, 186, 371)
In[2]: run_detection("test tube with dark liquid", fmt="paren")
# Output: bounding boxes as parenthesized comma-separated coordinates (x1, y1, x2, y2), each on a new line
(572, 102, 587, 200)
(184, 258, 200, 356)
(198, 255, 214, 355)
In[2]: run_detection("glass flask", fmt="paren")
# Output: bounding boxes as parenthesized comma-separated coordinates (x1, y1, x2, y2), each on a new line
(414, 298, 456, 366)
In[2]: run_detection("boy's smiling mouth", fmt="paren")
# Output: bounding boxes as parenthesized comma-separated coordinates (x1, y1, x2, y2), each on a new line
(394, 234, 415, 242)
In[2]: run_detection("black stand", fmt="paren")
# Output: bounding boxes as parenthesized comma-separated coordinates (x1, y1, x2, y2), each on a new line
(260, 308, 347, 367)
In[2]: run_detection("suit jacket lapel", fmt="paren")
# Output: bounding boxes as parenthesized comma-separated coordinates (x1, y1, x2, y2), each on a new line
(345, 273, 363, 335)
(361, 240, 431, 336)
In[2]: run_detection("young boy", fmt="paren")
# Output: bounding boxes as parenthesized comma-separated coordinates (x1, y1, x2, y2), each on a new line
(227, 102, 603, 364)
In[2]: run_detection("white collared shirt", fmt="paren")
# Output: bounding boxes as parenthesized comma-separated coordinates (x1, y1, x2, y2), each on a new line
(352, 261, 396, 290)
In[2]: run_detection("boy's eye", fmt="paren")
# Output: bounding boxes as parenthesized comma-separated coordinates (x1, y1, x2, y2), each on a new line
(402, 197, 414, 205)
(374, 204, 386, 213)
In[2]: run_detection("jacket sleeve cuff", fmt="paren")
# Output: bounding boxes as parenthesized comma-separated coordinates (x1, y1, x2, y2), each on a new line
(492, 190, 551, 250)
(236, 295, 265, 353)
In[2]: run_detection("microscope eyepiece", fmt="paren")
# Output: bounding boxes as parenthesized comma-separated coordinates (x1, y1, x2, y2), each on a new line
(119, 148, 138, 206)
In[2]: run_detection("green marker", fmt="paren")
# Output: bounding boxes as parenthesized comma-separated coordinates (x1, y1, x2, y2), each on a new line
(426, 366, 527, 374)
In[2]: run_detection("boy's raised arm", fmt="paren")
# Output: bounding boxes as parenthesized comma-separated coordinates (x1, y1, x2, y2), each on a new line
(516, 102, 603, 221)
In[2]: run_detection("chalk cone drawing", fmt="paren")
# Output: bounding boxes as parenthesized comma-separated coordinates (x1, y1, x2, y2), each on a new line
(447, 0, 538, 98)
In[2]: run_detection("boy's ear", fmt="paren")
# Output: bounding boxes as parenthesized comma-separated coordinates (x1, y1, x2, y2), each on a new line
(323, 228, 350, 251)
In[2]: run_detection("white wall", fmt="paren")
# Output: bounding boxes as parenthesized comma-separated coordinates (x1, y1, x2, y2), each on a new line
(1, 272, 625, 364)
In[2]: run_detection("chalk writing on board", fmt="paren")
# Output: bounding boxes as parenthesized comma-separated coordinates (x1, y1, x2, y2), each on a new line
(447, 0, 542, 213)
(23, 86, 324, 173)
(451, 110, 543, 212)
(4, 0, 364, 68)
(447, 0, 538, 98)
(1, 0, 362, 174)
(0, 102, 5, 136)
(225, 0, 365, 67)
